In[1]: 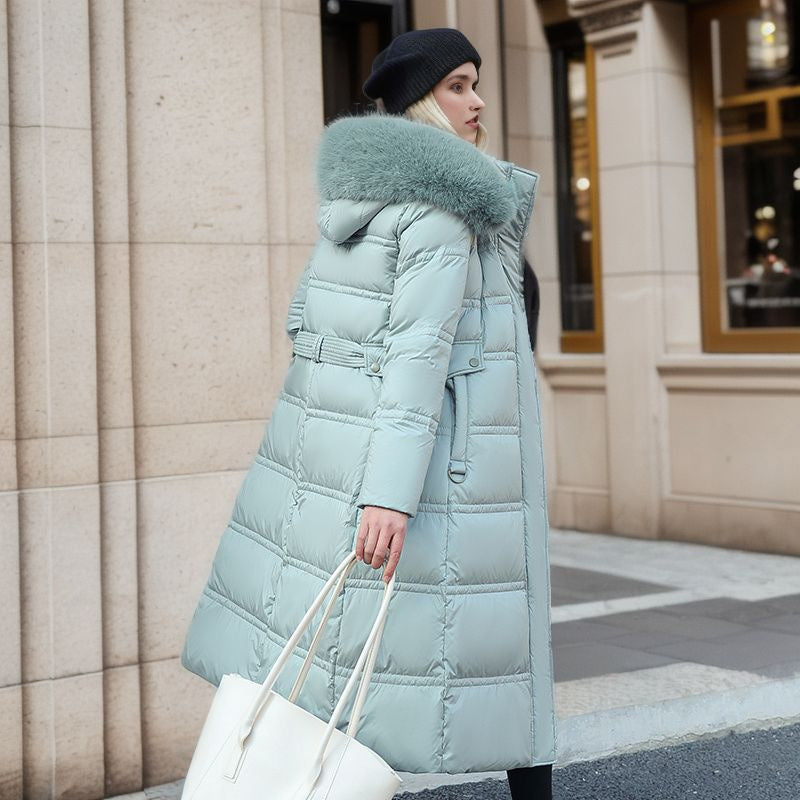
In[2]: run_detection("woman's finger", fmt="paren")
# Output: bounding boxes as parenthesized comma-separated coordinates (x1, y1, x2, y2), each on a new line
(370, 530, 392, 569)
(355, 515, 368, 560)
(383, 537, 403, 582)
(363, 523, 380, 564)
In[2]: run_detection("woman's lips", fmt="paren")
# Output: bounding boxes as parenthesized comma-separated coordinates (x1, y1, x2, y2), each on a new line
(466, 117, 479, 129)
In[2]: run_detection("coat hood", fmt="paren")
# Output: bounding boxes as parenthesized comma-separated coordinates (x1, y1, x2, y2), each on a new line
(315, 112, 518, 243)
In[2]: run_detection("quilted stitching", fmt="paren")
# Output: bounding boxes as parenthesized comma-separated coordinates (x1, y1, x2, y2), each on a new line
(181, 116, 556, 774)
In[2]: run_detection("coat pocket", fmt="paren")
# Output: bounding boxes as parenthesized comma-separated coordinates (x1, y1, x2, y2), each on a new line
(445, 340, 485, 483)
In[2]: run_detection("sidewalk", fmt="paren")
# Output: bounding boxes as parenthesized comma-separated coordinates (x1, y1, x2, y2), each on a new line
(110, 528, 800, 798)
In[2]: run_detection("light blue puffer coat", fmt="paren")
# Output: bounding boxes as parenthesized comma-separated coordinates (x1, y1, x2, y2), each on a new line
(180, 112, 556, 773)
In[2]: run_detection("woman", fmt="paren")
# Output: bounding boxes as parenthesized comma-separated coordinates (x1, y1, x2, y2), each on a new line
(181, 27, 556, 799)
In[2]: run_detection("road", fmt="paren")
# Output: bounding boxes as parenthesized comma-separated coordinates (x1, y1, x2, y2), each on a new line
(395, 721, 800, 800)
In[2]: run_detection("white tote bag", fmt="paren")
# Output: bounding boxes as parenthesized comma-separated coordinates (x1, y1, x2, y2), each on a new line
(181, 550, 403, 800)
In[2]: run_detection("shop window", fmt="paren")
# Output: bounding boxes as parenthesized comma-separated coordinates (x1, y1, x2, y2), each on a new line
(320, 0, 411, 123)
(690, 0, 800, 352)
(547, 21, 604, 353)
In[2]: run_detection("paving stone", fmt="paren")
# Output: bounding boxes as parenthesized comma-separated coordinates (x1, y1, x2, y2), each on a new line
(603, 630, 690, 650)
(588, 608, 750, 640)
(553, 642, 680, 682)
(551, 565, 673, 606)
(551, 619, 631, 646)
(756, 613, 800, 636)
(767, 594, 800, 614)
(646, 629, 800, 672)
(657, 596, 788, 624)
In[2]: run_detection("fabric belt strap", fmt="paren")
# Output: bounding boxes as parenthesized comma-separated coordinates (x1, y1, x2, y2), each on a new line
(292, 330, 367, 369)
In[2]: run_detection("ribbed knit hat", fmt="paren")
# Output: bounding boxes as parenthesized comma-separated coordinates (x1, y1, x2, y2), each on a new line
(362, 28, 481, 115)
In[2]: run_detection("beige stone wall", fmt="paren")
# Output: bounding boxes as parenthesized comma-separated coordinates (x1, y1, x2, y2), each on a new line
(1, 0, 321, 796)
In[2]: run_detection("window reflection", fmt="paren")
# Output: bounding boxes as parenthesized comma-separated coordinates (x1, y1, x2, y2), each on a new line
(548, 23, 600, 341)
(712, 1, 800, 329)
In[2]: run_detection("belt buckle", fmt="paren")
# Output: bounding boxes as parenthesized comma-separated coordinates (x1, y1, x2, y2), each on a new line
(311, 334, 325, 362)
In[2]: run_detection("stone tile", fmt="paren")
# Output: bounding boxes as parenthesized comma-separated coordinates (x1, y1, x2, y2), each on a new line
(603, 630, 689, 651)
(17, 433, 99, 489)
(668, 390, 799, 506)
(95, 242, 135, 431)
(0, 492, 20, 687)
(130, 243, 271, 427)
(768, 594, 800, 614)
(755, 614, 800, 636)
(22, 672, 104, 799)
(654, 70, 695, 165)
(593, 608, 749, 640)
(504, 46, 553, 140)
(101, 481, 140, 667)
(20, 485, 103, 682)
(572, 491, 612, 533)
(552, 391, 608, 491)
(136, 419, 264, 479)
(656, 596, 788, 624)
(662, 272, 702, 354)
(598, 164, 661, 275)
(0, 253, 11, 451)
(125, 0, 268, 244)
(89, 6, 133, 245)
(551, 565, 672, 606)
(138, 471, 244, 661)
(7, 0, 91, 128)
(279, 0, 317, 13)
(554, 641, 680, 682)
(502, 0, 549, 49)
(659, 165, 699, 274)
(103, 665, 144, 797)
(12, 242, 98, 440)
(552, 619, 630, 647)
(280, 9, 324, 245)
(596, 71, 658, 168)
(0, 685, 22, 797)
(643, 0, 690, 74)
(647, 629, 800, 671)
(100, 425, 136, 484)
(140, 658, 214, 788)
(11, 126, 94, 243)
(0, 441, 17, 492)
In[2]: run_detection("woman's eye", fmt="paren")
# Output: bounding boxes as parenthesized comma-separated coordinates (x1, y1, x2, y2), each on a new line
(452, 83, 462, 93)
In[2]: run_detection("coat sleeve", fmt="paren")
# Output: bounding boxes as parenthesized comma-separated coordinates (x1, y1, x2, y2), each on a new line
(285, 258, 314, 342)
(354, 204, 473, 519)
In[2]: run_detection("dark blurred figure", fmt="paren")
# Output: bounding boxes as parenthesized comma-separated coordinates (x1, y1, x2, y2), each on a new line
(522, 256, 540, 354)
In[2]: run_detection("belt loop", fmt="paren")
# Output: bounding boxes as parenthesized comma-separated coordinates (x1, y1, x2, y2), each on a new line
(311, 334, 324, 362)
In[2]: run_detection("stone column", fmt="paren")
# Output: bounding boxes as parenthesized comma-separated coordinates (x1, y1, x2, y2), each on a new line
(8, 0, 105, 796)
(570, 0, 700, 537)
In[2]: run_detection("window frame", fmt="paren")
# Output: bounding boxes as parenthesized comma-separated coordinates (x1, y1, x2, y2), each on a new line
(689, 0, 800, 353)
(548, 22, 604, 353)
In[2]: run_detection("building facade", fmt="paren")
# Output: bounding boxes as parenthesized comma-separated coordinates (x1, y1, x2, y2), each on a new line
(1, 0, 797, 797)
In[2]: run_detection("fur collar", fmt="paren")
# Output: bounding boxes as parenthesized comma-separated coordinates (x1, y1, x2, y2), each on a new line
(315, 112, 517, 237)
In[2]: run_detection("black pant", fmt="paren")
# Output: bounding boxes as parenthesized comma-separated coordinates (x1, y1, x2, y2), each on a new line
(506, 763, 553, 800)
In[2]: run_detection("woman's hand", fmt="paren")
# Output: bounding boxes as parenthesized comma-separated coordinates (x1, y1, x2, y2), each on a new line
(355, 505, 408, 583)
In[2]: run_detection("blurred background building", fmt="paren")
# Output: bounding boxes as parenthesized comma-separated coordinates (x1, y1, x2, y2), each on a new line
(1, 0, 798, 797)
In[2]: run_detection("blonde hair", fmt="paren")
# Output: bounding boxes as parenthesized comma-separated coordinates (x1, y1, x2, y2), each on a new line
(375, 91, 489, 152)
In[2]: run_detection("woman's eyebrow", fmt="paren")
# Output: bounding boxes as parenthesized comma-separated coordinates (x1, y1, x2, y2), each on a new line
(448, 73, 478, 83)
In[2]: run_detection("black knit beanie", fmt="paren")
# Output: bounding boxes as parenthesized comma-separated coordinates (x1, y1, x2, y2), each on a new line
(362, 28, 481, 115)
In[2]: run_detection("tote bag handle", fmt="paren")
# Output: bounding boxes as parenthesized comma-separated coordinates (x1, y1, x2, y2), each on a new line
(223, 550, 396, 792)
